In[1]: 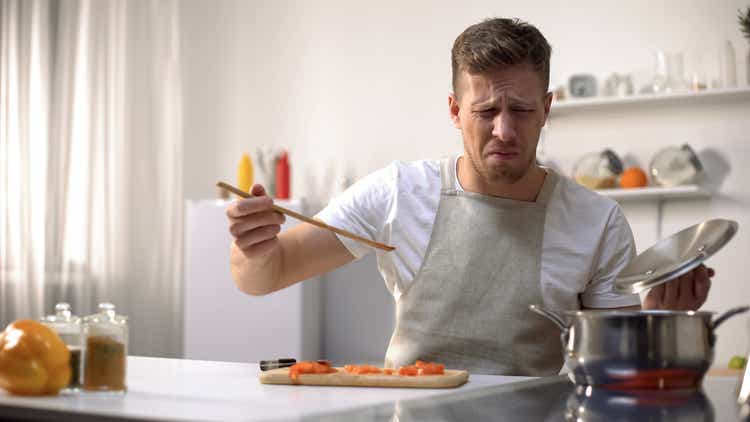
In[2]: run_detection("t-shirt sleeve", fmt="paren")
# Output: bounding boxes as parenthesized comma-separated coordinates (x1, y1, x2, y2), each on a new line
(314, 164, 396, 259)
(580, 206, 641, 308)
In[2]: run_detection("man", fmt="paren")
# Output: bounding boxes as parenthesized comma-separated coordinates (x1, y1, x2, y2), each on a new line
(225, 18, 711, 375)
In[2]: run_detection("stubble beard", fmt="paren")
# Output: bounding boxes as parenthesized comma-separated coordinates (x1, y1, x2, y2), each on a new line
(464, 140, 533, 185)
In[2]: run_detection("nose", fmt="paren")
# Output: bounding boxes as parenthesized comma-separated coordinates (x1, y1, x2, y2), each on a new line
(492, 112, 517, 142)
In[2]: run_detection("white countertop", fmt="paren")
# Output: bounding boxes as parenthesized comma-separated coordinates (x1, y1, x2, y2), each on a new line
(0, 356, 531, 422)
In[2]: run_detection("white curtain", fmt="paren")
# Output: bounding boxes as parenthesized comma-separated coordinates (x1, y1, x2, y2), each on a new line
(1, 0, 183, 357)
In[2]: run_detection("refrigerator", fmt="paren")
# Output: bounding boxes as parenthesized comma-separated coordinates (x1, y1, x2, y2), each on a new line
(183, 199, 321, 363)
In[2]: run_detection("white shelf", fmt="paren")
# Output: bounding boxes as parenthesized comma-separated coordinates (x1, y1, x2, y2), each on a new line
(551, 86, 750, 117)
(595, 185, 710, 202)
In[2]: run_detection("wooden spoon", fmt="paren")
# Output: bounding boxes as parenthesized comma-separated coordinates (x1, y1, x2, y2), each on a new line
(217, 181, 395, 252)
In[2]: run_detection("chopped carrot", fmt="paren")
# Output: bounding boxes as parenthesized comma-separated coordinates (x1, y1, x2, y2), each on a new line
(337, 361, 446, 378)
(414, 361, 445, 375)
(288, 361, 336, 383)
(398, 365, 419, 376)
(344, 364, 382, 375)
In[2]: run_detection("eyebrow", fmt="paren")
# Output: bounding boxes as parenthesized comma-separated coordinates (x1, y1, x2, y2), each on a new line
(470, 101, 495, 109)
(509, 100, 537, 108)
(470, 97, 537, 108)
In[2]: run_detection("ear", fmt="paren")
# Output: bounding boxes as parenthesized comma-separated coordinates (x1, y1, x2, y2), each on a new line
(541, 91, 553, 125)
(448, 92, 461, 128)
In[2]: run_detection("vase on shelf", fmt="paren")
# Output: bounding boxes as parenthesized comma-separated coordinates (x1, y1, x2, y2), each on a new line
(718, 40, 737, 88)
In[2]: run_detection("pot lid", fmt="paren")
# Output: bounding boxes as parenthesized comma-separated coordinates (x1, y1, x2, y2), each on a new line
(614, 218, 738, 294)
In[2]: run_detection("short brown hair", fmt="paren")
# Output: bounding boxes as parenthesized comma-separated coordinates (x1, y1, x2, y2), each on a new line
(451, 18, 551, 96)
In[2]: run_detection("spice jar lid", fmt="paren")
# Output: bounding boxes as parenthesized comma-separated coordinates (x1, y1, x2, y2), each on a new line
(83, 303, 128, 326)
(614, 218, 738, 294)
(40, 303, 80, 333)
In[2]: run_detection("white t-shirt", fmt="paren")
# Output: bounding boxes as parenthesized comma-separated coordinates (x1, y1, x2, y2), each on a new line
(316, 155, 641, 310)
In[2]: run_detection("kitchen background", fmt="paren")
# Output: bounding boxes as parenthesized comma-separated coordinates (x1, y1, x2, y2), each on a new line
(2, 0, 749, 369)
(181, 0, 750, 366)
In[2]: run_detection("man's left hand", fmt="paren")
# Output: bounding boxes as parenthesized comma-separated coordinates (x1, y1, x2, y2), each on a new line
(642, 264, 714, 310)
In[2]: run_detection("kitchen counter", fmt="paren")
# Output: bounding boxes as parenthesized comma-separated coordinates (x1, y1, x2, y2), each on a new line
(0, 356, 529, 422)
(1, 356, 745, 421)
(314, 372, 747, 422)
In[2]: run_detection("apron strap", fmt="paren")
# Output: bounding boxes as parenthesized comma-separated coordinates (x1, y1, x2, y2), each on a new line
(439, 156, 457, 192)
(534, 169, 558, 205)
(440, 156, 559, 205)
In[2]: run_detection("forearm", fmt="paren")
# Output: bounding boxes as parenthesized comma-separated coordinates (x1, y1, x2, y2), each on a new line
(230, 241, 284, 296)
(229, 222, 357, 296)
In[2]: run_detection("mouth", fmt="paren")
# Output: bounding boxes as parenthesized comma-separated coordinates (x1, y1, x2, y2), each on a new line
(486, 151, 519, 161)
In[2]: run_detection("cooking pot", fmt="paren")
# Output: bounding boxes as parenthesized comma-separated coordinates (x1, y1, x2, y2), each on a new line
(531, 218, 744, 389)
(530, 304, 749, 389)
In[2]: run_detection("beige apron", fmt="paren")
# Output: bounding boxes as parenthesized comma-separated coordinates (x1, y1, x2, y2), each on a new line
(384, 157, 562, 375)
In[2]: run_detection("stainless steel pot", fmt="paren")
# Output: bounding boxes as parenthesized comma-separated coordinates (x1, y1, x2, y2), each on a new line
(530, 305, 749, 389)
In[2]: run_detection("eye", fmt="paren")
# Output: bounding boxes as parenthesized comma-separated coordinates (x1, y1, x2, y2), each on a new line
(474, 109, 496, 117)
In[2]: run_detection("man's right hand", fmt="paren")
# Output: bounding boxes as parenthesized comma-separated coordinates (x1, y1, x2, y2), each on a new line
(226, 184, 286, 258)
(225, 184, 355, 296)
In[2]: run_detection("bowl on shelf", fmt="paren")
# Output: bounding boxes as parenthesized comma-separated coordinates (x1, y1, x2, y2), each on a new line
(650, 144, 703, 187)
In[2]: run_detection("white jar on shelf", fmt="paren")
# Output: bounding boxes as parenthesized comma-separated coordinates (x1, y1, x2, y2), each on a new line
(719, 40, 737, 88)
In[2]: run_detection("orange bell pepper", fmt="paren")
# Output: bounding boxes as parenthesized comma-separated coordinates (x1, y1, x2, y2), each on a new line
(0, 320, 71, 395)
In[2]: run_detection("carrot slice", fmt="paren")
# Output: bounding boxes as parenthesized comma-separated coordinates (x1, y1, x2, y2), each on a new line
(414, 361, 445, 375)
(288, 361, 336, 383)
(398, 365, 419, 376)
(344, 364, 382, 375)
(338, 361, 446, 378)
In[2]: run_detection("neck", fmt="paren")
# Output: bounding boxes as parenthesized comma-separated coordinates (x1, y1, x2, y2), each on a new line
(457, 156, 546, 201)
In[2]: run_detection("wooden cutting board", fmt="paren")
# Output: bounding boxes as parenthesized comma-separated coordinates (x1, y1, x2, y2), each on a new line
(259, 367, 470, 388)
(707, 367, 743, 377)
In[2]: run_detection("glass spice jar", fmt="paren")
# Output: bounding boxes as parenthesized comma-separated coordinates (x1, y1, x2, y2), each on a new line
(40, 302, 82, 391)
(82, 303, 128, 392)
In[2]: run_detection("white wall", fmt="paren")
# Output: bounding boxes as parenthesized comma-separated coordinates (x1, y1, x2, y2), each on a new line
(181, 0, 750, 365)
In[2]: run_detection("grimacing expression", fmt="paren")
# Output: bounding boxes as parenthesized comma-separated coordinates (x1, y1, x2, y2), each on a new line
(451, 63, 551, 184)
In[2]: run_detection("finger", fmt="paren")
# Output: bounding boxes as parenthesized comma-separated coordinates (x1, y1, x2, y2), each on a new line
(644, 284, 666, 310)
(688, 265, 711, 309)
(677, 273, 695, 310)
(227, 213, 286, 233)
(237, 237, 279, 257)
(235, 225, 282, 250)
(707, 267, 715, 278)
(250, 184, 267, 197)
(228, 211, 285, 238)
(695, 277, 711, 308)
(692, 265, 709, 297)
(226, 196, 274, 218)
(228, 211, 287, 229)
(663, 277, 680, 308)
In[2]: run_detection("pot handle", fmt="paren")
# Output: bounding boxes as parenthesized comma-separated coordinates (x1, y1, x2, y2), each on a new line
(529, 304, 569, 331)
(711, 306, 750, 331)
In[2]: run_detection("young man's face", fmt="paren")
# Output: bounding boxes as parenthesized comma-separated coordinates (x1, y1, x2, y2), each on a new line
(449, 63, 552, 185)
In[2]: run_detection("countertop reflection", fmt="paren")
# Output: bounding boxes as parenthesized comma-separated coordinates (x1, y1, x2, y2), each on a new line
(300, 375, 745, 422)
(562, 385, 713, 421)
